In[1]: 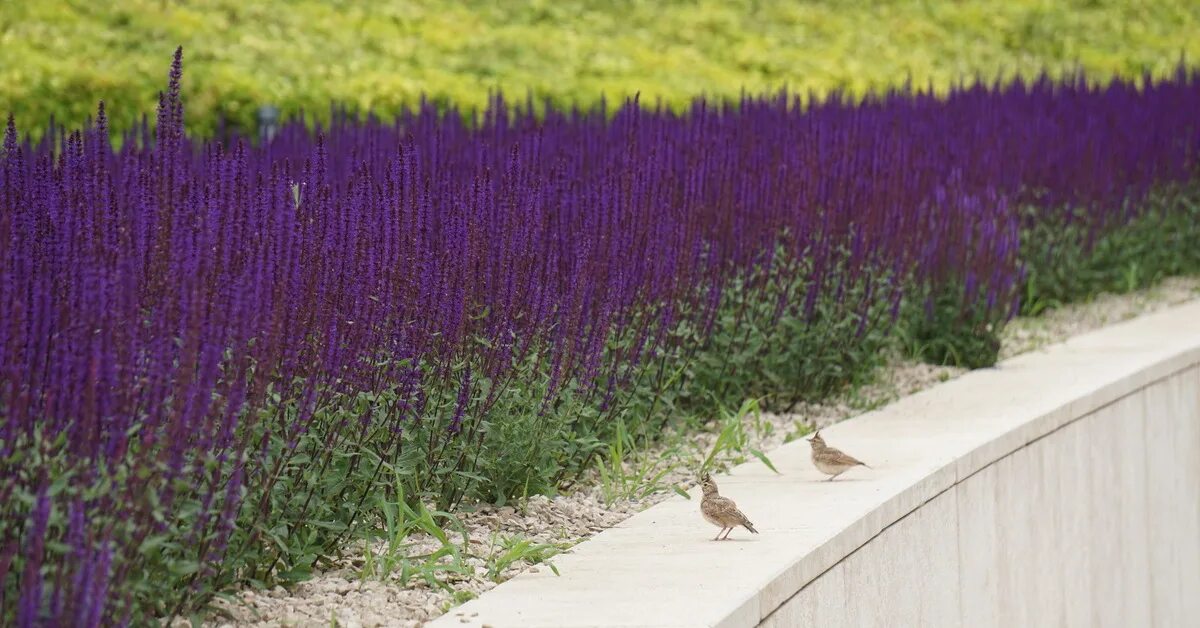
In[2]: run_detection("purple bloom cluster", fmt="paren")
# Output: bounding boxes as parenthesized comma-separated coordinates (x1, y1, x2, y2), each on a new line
(2, 50, 1198, 624)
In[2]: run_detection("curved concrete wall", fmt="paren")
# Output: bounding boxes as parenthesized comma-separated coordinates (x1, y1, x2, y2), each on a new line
(764, 364, 1200, 627)
(431, 300, 1200, 628)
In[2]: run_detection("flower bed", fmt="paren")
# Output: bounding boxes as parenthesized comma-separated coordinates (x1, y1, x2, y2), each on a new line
(2, 51, 1199, 625)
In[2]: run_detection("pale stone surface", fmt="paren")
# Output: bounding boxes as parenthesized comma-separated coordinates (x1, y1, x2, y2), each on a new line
(1143, 366, 1200, 624)
(836, 489, 960, 628)
(758, 560, 844, 628)
(955, 461, 1003, 628)
(1056, 416, 1095, 628)
(428, 300, 1200, 628)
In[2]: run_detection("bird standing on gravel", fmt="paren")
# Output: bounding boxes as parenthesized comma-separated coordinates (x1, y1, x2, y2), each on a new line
(807, 430, 870, 481)
(699, 473, 758, 541)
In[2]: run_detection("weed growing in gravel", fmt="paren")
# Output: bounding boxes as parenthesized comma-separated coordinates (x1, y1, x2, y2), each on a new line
(596, 420, 685, 507)
(700, 399, 780, 476)
(357, 480, 470, 589)
(783, 421, 816, 445)
(481, 535, 563, 582)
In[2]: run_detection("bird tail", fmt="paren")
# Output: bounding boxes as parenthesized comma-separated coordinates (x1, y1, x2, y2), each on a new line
(860, 462, 871, 468)
(743, 520, 758, 534)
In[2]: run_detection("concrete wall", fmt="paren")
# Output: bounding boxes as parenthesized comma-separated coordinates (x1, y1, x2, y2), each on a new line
(762, 364, 1200, 628)
(431, 300, 1200, 628)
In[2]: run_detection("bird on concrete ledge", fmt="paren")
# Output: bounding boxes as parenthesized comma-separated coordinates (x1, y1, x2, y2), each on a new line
(807, 430, 870, 481)
(699, 473, 758, 541)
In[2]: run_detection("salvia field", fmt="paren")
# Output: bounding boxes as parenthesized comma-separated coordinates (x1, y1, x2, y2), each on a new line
(2, 48, 1200, 625)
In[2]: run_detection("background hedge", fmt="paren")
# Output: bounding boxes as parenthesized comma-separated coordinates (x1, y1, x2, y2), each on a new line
(2, 0, 1199, 136)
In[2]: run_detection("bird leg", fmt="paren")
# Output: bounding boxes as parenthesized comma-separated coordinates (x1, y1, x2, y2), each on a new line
(713, 528, 727, 541)
(720, 527, 734, 540)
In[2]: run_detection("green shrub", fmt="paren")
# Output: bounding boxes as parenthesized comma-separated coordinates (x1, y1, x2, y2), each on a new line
(1020, 186, 1200, 315)
(3, 0, 1199, 136)
(901, 284, 1003, 369)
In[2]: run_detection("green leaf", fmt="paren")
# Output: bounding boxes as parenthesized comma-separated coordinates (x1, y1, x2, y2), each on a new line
(749, 448, 779, 474)
(167, 560, 202, 577)
(137, 534, 176, 555)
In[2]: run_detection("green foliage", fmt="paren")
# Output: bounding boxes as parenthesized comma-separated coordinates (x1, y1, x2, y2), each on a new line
(3, 0, 1199, 136)
(595, 419, 681, 506)
(356, 470, 471, 588)
(901, 185, 1200, 369)
(458, 364, 602, 506)
(1020, 188, 1200, 314)
(782, 420, 815, 444)
(699, 398, 779, 476)
(0, 427, 252, 624)
(680, 259, 894, 414)
(481, 534, 562, 582)
(900, 285, 1003, 369)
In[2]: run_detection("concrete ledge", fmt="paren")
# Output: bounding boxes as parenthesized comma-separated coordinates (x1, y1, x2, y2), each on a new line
(430, 300, 1200, 628)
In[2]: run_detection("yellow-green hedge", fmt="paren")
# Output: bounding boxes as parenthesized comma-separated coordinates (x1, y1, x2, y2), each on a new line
(2, 0, 1198, 135)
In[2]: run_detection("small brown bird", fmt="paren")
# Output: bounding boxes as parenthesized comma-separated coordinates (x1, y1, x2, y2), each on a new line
(807, 430, 870, 481)
(699, 473, 758, 540)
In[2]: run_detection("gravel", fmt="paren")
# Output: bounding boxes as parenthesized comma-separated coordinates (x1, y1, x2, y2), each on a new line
(999, 276, 1200, 360)
(207, 276, 1200, 627)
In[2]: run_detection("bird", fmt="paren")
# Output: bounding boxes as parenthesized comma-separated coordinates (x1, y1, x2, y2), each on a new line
(699, 473, 758, 541)
(807, 430, 870, 481)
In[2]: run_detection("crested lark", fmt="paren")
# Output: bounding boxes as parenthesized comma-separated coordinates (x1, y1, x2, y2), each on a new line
(699, 473, 758, 540)
(807, 430, 870, 481)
